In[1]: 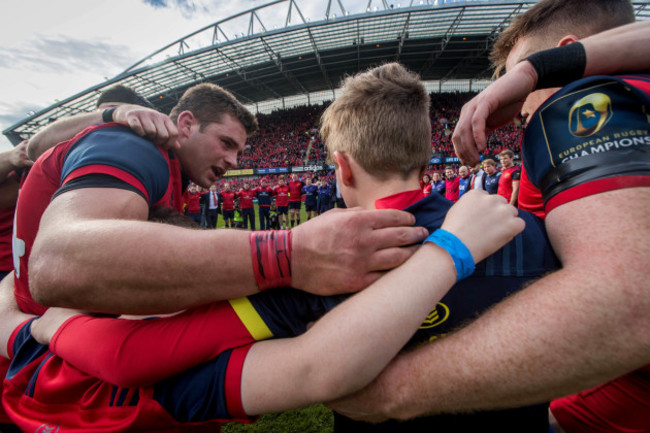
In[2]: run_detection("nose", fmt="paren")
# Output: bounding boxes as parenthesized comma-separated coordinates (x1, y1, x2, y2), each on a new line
(226, 151, 238, 169)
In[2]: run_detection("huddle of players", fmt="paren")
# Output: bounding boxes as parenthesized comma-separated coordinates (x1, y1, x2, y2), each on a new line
(219, 173, 331, 230)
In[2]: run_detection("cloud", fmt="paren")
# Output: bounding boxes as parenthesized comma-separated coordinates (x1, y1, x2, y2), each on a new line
(0, 36, 137, 76)
(140, 0, 211, 18)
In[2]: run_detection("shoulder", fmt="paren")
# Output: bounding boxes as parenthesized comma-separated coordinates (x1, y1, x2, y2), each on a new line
(524, 74, 650, 212)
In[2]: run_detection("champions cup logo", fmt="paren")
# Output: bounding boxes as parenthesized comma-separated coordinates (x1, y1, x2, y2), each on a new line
(568, 93, 613, 137)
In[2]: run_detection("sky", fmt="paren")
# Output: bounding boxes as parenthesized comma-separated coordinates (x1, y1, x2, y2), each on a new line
(0, 0, 376, 152)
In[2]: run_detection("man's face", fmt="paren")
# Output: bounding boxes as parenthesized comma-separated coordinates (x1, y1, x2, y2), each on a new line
(244, 183, 250, 190)
(432, 173, 441, 182)
(176, 113, 247, 188)
(210, 185, 217, 192)
(470, 164, 481, 174)
(261, 180, 267, 187)
(506, 37, 559, 123)
(306, 178, 312, 186)
(459, 166, 469, 178)
(484, 163, 496, 175)
(500, 154, 513, 168)
(224, 183, 231, 191)
(279, 179, 285, 186)
(445, 168, 454, 179)
(291, 174, 298, 182)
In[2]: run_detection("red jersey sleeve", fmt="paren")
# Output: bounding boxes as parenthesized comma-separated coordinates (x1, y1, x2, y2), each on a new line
(49, 300, 258, 388)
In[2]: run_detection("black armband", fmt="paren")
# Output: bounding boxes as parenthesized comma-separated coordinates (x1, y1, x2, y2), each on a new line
(102, 106, 117, 123)
(523, 42, 586, 90)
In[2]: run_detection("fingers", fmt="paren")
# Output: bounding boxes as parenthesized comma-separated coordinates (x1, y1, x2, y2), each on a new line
(365, 226, 428, 251)
(126, 111, 178, 148)
(452, 103, 481, 166)
(355, 208, 417, 230)
(363, 244, 420, 273)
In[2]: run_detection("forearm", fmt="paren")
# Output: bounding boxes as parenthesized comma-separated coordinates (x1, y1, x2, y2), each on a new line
(582, 21, 650, 76)
(370, 261, 650, 419)
(241, 243, 457, 415)
(49, 302, 246, 387)
(31, 218, 257, 314)
(27, 112, 102, 161)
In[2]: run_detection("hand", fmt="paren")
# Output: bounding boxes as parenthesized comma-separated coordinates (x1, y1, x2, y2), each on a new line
(113, 104, 179, 149)
(440, 190, 524, 264)
(291, 207, 429, 295)
(31, 308, 85, 345)
(9, 140, 34, 168)
(452, 61, 538, 166)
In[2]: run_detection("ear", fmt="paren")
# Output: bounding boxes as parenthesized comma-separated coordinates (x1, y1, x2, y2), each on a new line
(333, 151, 354, 187)
(557, 34, 580, 47)
(176, 111, 197, 138)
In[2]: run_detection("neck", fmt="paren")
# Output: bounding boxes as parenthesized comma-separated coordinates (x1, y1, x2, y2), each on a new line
(355, 175, 421, 210)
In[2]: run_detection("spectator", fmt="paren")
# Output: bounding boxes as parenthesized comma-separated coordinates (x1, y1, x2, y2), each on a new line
(497, 149, 521, 206)
(483, 158, 501, 194)
(444, 166, 459, 202)
(458, 165, 471, 198)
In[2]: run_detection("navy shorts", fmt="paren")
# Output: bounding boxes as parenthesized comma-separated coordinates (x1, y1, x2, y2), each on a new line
(222, 210, 235, 220)
(289, 201, 301, 210)
(277, 206, 289, 215)
(305, 203, 316, 212)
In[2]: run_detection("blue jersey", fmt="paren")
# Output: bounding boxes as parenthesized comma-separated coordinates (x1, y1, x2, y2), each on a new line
(484, 172, 501, 194)
(458, 176, 472, 198)
(302, 184, 318, 206)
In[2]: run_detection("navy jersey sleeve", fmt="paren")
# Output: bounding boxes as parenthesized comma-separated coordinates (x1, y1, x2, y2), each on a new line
(247, 288, 347, 338)
(6, 319, 49, 381)
(523, 74, 650, 211)
(58, 125, 170, 205)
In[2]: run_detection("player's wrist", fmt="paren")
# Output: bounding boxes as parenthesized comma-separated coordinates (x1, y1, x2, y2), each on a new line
(102, 106, 117, 123)
(522, 42, 586, 90)
(249, 230, 292, 291)
(423, 229, 475, 281)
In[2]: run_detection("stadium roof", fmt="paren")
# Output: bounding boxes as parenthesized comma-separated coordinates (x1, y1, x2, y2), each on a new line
(4, 0, 649, 144)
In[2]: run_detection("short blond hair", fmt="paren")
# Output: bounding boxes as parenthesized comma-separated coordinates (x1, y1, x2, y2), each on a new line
(491, 0, 634, 76)
(320, 63, 431, 179)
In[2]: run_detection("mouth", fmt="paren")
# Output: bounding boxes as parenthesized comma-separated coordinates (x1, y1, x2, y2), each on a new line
(211, 166, 225, 178)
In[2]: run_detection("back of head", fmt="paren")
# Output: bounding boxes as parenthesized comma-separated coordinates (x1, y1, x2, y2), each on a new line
(491, 0, 635, 74)
(169, 83, 258, 136)
(96, 85, 155, 109)
(320, 62, 431, 179)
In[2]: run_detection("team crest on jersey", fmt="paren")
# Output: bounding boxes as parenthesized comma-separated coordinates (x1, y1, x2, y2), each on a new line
(35, 424, 60, 433)
(419, 303, 449, 329)
(568, 93, 613, 137)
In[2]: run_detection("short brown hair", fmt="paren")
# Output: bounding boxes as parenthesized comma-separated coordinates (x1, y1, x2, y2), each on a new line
(491, 0, 635, 75)
(320, 63, 431, 179)
(499, 149, 514, 159)
(169, 83, 258, 136)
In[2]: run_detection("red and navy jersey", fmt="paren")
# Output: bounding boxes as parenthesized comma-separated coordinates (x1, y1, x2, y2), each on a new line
(254, 186, 274, 207)
(521, 73, 650, 215)
(183, 190, 202, 214)
(274, 185, 289, 207)
(13, 122, 183, 315)
(338, 190, 559, 432)
(34, 189, 557, 432)
(288, 181, 303, 202)
(220, 190, 235, 211)
(5, 289, 344, 431)
(237, 189, 256, 209)
(302, 185, 318, 206)
(497, 165, 521, 202)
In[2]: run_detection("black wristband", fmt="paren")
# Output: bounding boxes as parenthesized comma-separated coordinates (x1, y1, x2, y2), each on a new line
(102, 106, 117, 123)
(523, 42, 586, 90)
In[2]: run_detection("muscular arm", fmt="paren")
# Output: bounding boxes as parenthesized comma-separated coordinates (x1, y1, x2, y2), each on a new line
(510, 180, 519, 206)
(29, 187, 428, 314)
(330, 187, 650, 420)
(0, 273, 33, 359)
(453, 21, 650, 165)
(27, 104, 179, 161)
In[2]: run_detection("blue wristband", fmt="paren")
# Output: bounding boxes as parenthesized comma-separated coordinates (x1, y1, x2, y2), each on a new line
(424, 229, 475, 281)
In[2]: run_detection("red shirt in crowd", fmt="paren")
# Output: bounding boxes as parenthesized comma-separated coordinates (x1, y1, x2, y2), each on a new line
(274, 185, 290, 207)
(237, 189, 256, 209)
(220, 190, 236, 211)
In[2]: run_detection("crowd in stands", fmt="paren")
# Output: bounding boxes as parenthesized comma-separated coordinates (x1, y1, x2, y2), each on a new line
(233, 92, 524, 172)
